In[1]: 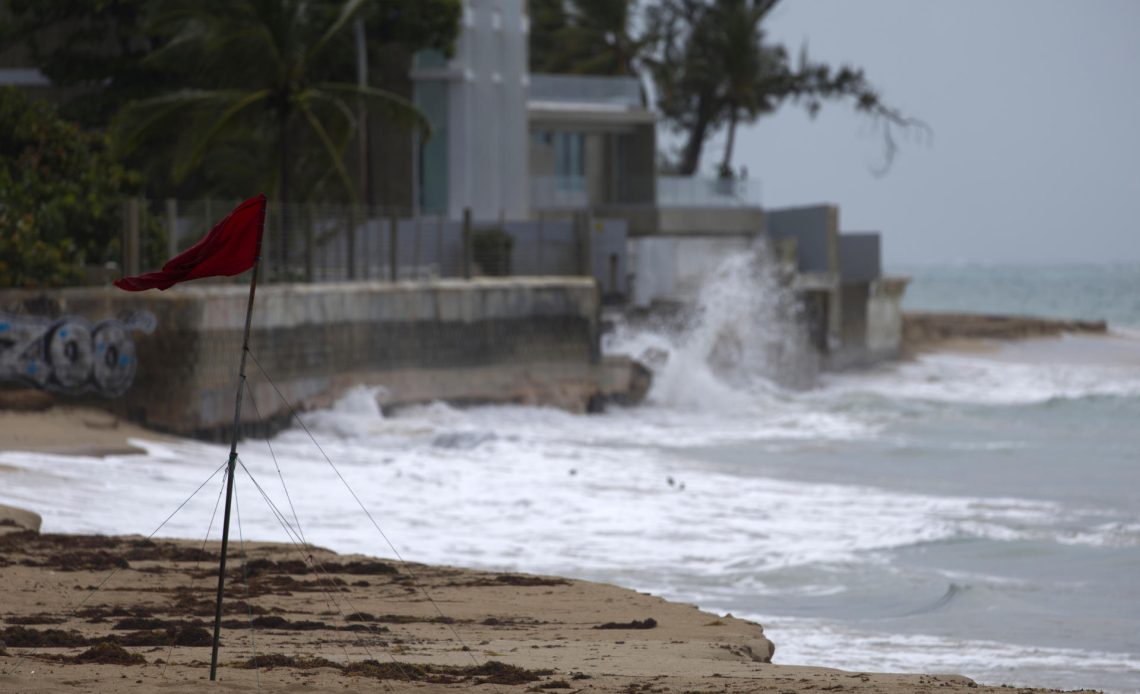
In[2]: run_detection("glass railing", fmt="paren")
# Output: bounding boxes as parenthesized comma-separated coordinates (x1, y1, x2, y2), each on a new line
(655, 176, 761, 207)
(528, 74, 642, 108)
(530, 175, 589, 209)
(530, 174, 761, 210)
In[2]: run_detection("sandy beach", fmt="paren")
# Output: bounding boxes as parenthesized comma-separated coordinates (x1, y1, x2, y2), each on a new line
(0, 520, 1093, 694)
(0, 397, 1102, 693)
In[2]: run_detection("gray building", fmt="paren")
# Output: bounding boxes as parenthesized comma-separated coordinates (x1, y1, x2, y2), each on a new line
(411, 0, 530, 220)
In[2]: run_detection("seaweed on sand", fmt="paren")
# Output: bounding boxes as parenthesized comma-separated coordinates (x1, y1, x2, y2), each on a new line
(67, 642, 146, 665)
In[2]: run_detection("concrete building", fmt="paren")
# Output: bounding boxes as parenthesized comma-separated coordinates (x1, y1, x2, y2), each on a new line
(410, 0, 530, 220)
(373, 1, 910, 368)
(527, 73, 657, 211)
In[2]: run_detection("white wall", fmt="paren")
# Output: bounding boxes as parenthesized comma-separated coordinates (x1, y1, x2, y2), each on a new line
(446, 0, 529, 220)
(631, 236, 752, 307)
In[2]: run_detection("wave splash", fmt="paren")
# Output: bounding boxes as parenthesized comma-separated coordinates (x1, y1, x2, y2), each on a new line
(607, 242, 818, 410)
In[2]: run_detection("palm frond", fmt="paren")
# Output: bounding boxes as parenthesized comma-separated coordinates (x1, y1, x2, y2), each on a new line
(172, 89, 271, 183)
(111, 90, 254, 158)
(298, 100, 357, 202)
(308, 0, 367, 63)
(315, 82, 430, 138)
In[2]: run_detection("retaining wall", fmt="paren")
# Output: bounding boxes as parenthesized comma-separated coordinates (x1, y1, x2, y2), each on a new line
(1, 279, 636, 439)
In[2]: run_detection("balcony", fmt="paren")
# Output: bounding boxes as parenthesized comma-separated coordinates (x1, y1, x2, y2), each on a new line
(528, 74, 642, 109)
(530, 175, 761, 211)
(655, 176, 761, 208)
(530, 175, 589, 209)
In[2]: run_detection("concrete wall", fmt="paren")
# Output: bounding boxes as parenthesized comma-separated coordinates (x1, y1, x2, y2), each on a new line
(866, 278, 909, 358)
(631, 235, 753, 307)
(765, 205, 842, 346)
(765, 205, 839, 274)
(0, 279, 633, 438)
(839, 233, 881, 284)
(598, 206, 765, 237)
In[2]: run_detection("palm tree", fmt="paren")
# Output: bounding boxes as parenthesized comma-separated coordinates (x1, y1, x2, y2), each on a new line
(704, 0, 780, 178)
(111, 0, 426, 205)
(530, 0, 654, 82)
(653, 0, 923, 177)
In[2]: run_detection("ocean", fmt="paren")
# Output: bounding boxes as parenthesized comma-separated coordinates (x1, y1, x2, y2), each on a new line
(2, 261, 1138, 692)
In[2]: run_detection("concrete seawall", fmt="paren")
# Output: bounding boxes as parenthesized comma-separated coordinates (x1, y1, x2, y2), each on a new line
(1, 279, 643, 439)
(902, 311, 1108, 354)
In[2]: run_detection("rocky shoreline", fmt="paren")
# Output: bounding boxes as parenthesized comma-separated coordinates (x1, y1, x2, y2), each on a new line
(902, 311, 1108, 354)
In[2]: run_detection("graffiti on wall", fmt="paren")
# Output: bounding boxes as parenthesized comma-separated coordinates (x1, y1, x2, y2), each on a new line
(0, 311, 156, 397)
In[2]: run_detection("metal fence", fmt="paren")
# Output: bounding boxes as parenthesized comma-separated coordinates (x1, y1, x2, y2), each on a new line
(123, 199, 630, 298)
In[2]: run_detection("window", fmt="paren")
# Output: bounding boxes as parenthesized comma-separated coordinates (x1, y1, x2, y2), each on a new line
(555, 131, 585, 190)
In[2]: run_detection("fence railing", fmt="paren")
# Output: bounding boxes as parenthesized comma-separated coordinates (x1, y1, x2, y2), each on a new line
(529, 175, 761, 211)
(655, 176, 761, 208)
(118, 200, 625, 293)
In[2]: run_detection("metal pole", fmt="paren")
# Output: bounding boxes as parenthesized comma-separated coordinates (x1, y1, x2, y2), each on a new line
(462, 207, 472, 280)
(209, 253, 262, 681)
(165, 198, 178, 258)
(537, 211, 544, 275)
(124, 197, 141, 276)
(388, 212, 399, 281)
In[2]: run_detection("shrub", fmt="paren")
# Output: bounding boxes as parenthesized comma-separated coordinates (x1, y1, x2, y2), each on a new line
(471, 226, 514, 276)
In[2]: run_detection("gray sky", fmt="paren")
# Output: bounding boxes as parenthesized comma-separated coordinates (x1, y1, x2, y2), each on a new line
(706, 0, 1140, 265)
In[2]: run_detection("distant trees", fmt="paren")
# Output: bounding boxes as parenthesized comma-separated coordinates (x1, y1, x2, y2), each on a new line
(531, 0, 924, 177)
(3, 0, 462, 201)
(0, 88, 146, 287)
(110, 0, 428, 206)
(0, 0, 461, 286)
(1, 0, 188, 129)
(529, 0, 648, 78)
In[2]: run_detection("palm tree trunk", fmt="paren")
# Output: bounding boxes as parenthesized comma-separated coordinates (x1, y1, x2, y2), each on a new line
(279, 115, 290, 270)
(679, 114, 712, 176)
(720, 108, 738, 178)
(679, 91, 720, 176)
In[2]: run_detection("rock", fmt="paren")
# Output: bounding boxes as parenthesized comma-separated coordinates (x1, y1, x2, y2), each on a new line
(0, 503, 42, 532)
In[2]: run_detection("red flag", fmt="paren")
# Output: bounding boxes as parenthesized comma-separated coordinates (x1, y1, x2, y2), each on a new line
(114, 194, 267, 291)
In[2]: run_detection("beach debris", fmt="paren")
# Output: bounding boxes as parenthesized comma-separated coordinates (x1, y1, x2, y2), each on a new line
(66, 643, 145, 665)
(539, 679, 572, 688)
(241, 657, 555, 684)
(1, 625, 88, 647)
(593, 617, 657, 630)
(452, 574, 569, 588)
(238, 654, 340, 670)
(4, 614, 66, 625)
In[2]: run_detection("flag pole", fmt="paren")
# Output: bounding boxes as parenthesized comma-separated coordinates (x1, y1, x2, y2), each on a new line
(209, 234, 264, 681)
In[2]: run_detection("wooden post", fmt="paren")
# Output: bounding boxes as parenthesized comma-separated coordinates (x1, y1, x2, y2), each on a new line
(165, 199, 178, 258)
(304, 203, 315, 283)
(124, 197, 141, 276)
(462, 207, 472, 280)
(412, 214, 422, 280)
(575, 210, 593, 278)
(388, 211, 399, 281)
(347, 204, 357, 281)
(536, 211, 544, 275)
(436, 215, 444, 278)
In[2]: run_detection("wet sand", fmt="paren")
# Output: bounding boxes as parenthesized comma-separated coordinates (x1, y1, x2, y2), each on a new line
(0, 519, 1093, 694)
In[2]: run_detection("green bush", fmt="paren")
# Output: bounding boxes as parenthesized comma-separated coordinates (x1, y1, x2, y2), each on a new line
(0, 87, 153, 288)
(472, 227, 514, 277)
